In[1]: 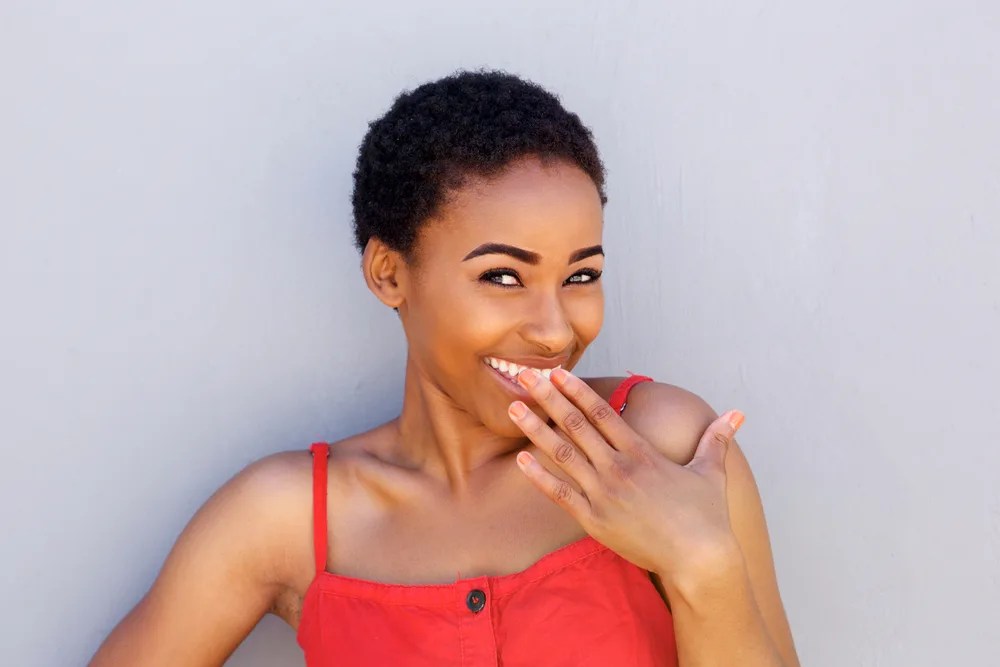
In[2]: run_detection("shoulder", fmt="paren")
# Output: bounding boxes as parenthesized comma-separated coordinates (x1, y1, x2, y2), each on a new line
(229, 449, 314, 491)
(585, 376, 718, 466)
(217, 449, 313, 520)
(170, 437, 386, 594)
(218, 429, 390, 529)
(189, 451, 315, 570)
(88, 449, 323, 662)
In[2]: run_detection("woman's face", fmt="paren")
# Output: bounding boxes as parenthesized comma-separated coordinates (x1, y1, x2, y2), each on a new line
(396, 156, 605, 437)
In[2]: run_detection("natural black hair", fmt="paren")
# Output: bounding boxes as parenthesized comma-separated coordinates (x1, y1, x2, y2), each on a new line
(351, 69, 607, 258)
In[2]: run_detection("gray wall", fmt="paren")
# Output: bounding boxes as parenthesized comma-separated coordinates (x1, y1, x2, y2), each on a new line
(2, 1, 998, 665)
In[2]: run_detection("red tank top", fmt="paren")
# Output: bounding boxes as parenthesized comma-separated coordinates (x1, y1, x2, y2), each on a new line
(296, 374, 677, 666)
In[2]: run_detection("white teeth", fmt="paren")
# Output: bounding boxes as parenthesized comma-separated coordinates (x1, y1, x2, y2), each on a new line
(484, 357, 563, 380)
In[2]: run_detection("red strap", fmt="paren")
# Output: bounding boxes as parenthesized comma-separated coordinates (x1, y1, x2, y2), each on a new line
(309, 442, 330, 575)
(608, 373, 654, 415)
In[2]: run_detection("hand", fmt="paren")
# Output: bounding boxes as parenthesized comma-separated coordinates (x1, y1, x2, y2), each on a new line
(509, 368, 746, 579)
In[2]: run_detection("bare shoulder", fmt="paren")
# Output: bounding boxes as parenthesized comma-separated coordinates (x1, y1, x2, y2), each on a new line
(174, 449, 316, 585)
(88, 449, 318, 666)
(230, 449, 313, 497)
(585, 377, 717, 465)
(215, 450, 313, 533)
(227, 437, 370, 514)
(221, 439, 378, 576)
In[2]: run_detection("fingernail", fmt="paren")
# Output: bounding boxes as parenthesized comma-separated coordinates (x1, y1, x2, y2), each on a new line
(550, 368, 568, 385)
(509, 401, 528, 419)
(727, 411, 745, 431)
(518, 368, 537, 387)
(516, 451, 532, 468)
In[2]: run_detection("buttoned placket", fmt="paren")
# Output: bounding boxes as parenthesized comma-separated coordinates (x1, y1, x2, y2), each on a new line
(457, 577, 499, 666)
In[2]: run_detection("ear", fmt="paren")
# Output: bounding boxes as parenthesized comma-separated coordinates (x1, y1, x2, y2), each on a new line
(361, 238, 407, 310)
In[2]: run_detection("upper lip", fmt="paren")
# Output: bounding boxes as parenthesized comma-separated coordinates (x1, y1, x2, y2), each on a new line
(484, 354, 571, 369)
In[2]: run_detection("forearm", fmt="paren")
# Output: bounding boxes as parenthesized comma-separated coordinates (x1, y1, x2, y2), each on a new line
(657, 544, 785, 667)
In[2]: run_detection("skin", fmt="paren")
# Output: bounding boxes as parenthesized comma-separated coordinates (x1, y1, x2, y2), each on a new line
(88, 156, 799, 666)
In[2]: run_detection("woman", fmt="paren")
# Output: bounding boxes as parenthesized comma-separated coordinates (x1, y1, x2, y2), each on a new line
(90, 70, 798, 667)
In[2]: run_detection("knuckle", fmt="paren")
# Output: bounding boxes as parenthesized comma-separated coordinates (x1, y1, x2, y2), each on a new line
(553, 441, 577, 465)
(711, 430, 731, 448)
(587, 402, 614, 424)
(609, 458, 633, 484)
(597, 480, 622, 504)
(523, 417, 545, 435)
(562, 410, 588, 433)
(552, 481, 574, 504)
(630, 442, 654, 466)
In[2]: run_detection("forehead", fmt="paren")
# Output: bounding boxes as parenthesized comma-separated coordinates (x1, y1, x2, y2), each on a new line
(417, 157, 605, 260)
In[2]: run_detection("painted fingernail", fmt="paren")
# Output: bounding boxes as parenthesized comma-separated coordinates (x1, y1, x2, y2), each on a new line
(518, 369, 537, 388)
(727, 411, 745, 431)
(509, 401, 528, 419)
(516, 451, 532, 468)
(550, 368, 569, 385)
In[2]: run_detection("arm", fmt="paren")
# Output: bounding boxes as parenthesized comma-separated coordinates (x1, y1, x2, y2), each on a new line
(624, 382, 799, 667)
(88, 453, 307, 667)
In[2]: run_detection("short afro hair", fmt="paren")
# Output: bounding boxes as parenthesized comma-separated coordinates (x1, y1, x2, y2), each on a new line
(351, 69, 607, 258)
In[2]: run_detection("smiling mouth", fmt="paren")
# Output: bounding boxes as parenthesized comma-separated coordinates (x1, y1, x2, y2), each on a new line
(482, 356, 563, 384)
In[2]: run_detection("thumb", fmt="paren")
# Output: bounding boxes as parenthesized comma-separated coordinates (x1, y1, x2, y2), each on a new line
(686, 410, 744, 476)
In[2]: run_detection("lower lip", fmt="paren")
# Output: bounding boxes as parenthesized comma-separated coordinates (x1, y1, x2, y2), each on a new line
(484, 363, 533, 399)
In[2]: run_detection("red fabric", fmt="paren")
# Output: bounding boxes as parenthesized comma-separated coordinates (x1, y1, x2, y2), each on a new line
(298, 375, 675, 666)
(609, 373, 654, 415)
(310, 442, 330, 574)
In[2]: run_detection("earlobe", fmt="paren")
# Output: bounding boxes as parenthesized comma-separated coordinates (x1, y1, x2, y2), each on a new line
(361, 239, 406, 310)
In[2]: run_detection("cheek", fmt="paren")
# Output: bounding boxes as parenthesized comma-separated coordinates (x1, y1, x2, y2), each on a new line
(414, 283, 497, 363)
(568, 289, 605, 346)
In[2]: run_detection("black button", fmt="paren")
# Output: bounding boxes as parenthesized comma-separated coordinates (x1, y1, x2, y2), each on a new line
(466, 589, 486, 613)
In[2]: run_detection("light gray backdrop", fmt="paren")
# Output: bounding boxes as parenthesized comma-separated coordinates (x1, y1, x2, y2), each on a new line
(2, 1, 998, 666)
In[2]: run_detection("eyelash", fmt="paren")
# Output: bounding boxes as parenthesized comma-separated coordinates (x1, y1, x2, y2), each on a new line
(479, 268, 603, 289)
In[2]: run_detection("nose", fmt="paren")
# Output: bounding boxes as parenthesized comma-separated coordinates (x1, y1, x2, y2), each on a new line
(520, 291, 574, 355)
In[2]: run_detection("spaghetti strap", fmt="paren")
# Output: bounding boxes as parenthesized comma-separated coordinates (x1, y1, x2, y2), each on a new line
(309, 442, 330, 575)
(608, 373, 654, 415)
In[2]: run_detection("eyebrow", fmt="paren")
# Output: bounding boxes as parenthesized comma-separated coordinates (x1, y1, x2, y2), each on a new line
(462, 243, 604, 265)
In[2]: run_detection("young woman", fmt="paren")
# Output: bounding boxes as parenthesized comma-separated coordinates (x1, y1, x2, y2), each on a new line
(89, 70, 798, 667)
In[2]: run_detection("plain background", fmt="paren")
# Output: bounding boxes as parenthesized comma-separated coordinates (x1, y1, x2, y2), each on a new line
(2, 1, 998, 665)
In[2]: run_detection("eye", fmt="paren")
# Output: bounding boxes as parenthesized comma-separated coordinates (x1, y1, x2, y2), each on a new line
(480, 269, 523, 288)
(566, 269, 602, 285)
(479, 268, 603, 289)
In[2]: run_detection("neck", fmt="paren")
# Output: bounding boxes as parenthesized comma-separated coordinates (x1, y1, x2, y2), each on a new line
(392, 356, 526, 493)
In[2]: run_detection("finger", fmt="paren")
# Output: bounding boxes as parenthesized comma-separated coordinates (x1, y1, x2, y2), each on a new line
(516, 451, 592, 522)
(509, 401, 599, 492)
(516, 368, 615, 467)
(686, 410, 744, 476)
(548, 369, 645, 451)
